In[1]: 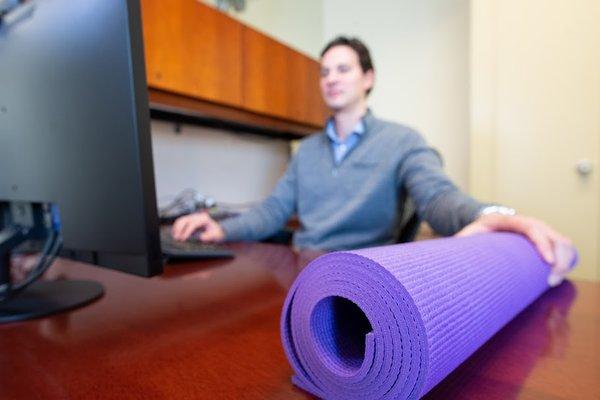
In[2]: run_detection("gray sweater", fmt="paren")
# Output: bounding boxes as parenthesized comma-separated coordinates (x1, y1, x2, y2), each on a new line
(220, 113, 484, 250)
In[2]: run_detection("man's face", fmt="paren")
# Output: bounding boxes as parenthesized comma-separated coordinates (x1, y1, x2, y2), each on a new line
(319, 45, 374, 112)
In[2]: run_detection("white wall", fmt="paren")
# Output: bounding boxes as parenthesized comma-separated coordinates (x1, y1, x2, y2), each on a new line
(151, 120, 289, 207)
(202, 0, 323, 58)
(469, 0, 600, 281)
(323, 0, 471, 189)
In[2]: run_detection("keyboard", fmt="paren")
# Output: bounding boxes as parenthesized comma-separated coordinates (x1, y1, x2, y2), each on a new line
(160, 227, 234, 260)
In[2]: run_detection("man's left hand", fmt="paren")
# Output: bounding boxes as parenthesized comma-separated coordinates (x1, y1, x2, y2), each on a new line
(456, 214, 575, 286)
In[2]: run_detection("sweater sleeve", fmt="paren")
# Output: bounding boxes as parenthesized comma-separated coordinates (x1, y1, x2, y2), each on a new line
(219, 154, 298, 242)
(398, 132, 486, 236)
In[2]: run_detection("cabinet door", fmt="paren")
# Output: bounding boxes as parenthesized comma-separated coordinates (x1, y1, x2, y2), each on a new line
(242, 27, 290, 119)
(141, 0, 242, 107)
(242, 27, 327, 126)
(304, 55, 330, 127)
(287, 51, 330, 127)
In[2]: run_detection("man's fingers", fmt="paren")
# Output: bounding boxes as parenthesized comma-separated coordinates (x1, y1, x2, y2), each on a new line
(553, 241, 576, 271)
(477, 215, 557, 265)
(200, 229, 217, 243)
(180, 215, 207, 241)
(547, 273, 564, 287)
(199, 222, 224, 243)
(171, 216, 190, 239)
(171, 212, 210, 241)
(457, 213, 575, 286)
(173, 220, 192, 241)
(525, 226, 555, 265)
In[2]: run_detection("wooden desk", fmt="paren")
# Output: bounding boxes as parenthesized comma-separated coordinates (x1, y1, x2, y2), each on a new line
(1, 243, 598, 399)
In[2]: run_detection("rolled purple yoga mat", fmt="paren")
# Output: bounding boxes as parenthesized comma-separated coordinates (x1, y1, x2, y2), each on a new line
(280, 232, 577, 399)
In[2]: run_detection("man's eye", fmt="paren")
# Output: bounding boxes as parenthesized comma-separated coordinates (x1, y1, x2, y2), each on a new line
(338, 65, 350, 73)
(320, 68, 329, 77)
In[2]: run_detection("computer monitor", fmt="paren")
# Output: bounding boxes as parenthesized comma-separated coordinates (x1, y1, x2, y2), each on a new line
(0, 0, 162, 322)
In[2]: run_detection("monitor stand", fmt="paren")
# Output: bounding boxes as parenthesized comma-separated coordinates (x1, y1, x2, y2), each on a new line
(0, 226, 104, 324)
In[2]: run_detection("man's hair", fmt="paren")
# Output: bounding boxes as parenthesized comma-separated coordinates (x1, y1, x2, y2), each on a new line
(320, 36, 374, 94)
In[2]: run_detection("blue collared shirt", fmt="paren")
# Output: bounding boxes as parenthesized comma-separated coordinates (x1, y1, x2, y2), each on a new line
(325, 118, 366, 165)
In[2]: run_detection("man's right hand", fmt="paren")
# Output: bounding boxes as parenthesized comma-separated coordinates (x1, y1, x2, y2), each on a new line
(171, 211, 225, 243)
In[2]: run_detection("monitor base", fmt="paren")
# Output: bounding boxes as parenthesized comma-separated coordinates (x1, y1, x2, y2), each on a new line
(0, 280, 104, 323)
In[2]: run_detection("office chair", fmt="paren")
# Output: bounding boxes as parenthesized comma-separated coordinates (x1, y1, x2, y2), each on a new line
(394, 196, 421, 244)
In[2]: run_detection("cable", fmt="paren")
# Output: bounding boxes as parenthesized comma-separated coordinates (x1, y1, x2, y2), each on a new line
(159, 188, 217, 219)
(159, 188, 198, 215)
(12, 231, 62, 293)
(0, 229, 62, 302)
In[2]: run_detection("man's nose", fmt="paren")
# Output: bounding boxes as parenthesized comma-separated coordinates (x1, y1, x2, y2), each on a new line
(324, 73, 339, 85)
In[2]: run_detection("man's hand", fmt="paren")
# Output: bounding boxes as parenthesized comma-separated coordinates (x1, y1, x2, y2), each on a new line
(171, 211, 225, 243)
(456, 214, 575, 286)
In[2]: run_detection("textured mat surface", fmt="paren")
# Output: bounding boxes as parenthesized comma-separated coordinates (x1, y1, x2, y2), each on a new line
(280, 233, 576, 399)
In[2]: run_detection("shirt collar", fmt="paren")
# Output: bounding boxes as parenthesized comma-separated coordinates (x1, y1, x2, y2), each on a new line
(325, 111, 369, 143)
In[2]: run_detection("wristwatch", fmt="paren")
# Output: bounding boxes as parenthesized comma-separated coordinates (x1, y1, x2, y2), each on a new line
(479, 205, 516, 216)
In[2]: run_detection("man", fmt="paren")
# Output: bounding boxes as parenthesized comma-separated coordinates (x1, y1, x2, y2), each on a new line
(172, 36, 573, 285)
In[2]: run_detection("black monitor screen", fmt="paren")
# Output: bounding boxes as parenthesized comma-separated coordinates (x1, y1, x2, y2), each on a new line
(0, 0, 162, 277)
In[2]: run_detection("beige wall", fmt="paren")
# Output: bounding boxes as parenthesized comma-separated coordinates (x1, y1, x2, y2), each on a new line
(470, 0, 600, 281)
(151, 120, 289, 207)
(469, 0, 496, 202)
(323, 0, 471, 190)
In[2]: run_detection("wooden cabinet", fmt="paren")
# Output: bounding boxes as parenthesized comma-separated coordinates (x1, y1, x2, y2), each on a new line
(296, 49, 329, 127)
(140, 0, 328, 134)
(241, 27, 290, 120)
(141, 0, 243, 107)
(242, 28, 327, 126)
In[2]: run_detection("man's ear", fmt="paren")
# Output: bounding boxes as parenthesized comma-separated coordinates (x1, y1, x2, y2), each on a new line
(363, 69, 375, 93)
